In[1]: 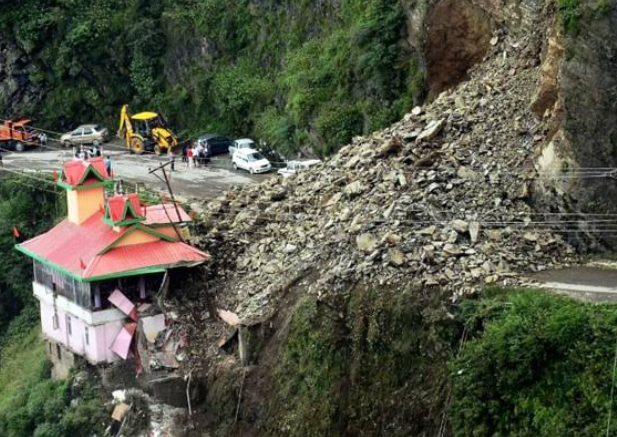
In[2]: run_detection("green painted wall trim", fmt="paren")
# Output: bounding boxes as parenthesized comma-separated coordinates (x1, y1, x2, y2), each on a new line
(102, 216, 142, 227)
(103, 196, 146, 226)
(14, 244, 84, 281)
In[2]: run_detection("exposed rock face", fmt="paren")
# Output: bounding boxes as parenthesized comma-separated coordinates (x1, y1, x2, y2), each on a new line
(425, 0, 492, 97)
(557, 0, 617, 213)
(0, 39, 41, 115)
(532, 24, 565, 119)
(523, 0, 617, 242)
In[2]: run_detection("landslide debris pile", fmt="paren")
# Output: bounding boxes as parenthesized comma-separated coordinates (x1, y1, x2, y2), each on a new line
(195, 32, 580, 324)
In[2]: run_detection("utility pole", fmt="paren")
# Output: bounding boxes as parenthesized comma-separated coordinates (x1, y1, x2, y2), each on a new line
(148, 160, 185, 242)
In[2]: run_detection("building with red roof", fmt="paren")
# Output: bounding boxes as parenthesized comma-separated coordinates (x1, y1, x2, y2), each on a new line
(16, 158, 209, 371)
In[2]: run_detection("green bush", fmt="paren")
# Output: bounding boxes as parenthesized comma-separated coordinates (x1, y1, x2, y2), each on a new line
(558, 0, 581, 34)
(314, 103, 363, 156)
(451, 290, 617, 437)
(0, 176, 61, 335)
(0, 324, 109, 437)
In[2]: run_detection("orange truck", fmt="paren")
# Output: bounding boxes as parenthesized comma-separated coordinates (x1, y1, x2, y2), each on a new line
(0, 119, 40, 152)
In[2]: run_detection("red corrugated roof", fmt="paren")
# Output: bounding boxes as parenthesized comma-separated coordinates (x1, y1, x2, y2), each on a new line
(17, 211, 209, 280)
(62, 157, 110, 187)
(107, 193, 143, 222)
(84, 241, 208, 279)
(144, 204, 191, 225)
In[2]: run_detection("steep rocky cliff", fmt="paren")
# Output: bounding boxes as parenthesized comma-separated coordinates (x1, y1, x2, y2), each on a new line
(0, 40, 41, 116)
(534, 0, 617, 216)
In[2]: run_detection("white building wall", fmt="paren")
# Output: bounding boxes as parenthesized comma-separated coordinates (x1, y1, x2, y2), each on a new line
(35, 282, 125, 364)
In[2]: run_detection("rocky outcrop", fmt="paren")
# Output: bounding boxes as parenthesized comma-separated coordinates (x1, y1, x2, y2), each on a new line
(0, 39, 41, 116)
(556, 0, 617, 213)
(425, 0, 492, 97)
(525, 0, 617, 242)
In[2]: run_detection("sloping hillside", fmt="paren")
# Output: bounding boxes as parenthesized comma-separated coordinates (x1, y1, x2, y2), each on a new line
(0, 0, 424, 156)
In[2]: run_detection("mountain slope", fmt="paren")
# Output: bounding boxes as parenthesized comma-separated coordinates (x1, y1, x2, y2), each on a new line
(170, 1, 617, 435)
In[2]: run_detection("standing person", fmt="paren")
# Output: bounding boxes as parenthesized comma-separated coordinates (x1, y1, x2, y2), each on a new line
(182, 141, 189, 164)
(39, 132, 47, 147)
(186, 146, 194, 170)
(0, 149, 3, 168)
(104, 155, 112, 176)
(195, 141, 204, 168)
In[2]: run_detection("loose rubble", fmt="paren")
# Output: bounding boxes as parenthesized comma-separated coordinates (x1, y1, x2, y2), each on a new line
(189, 30, 589, 339)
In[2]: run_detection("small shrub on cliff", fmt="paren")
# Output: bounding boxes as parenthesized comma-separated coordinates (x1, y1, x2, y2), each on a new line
(558, 0, 581, 34)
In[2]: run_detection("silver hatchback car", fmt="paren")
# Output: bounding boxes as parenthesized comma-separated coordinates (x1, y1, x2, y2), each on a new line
(61, 124, 110, 147)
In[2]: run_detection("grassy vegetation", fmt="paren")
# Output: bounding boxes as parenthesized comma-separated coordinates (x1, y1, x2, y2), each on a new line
(0, 176, 62, 336)
(0, 176, 107, 437)
(0, 0, 423, 157)
(270, 288, 458, 436)
(265, 287, 617, 437)
(0, 318, 109, 437)
(451, 289, 617, 437)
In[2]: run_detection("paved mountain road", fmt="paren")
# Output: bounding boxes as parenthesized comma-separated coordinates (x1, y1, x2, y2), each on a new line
(2, 147, 274, 206)
(534, 265, 617, 303)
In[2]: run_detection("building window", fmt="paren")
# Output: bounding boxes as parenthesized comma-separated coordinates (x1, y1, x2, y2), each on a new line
(93, 286, 101, 309)
(52, 313, 59, 330)
(85, 326, 90, 346)
(56, 343, 62, 360)
(66, 315, 72, 336)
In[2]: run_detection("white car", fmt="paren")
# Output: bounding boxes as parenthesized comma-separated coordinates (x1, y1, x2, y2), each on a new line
(232, 149, 272, 174)
(229, 138, 257, 156)
(277, 159, 322, 178)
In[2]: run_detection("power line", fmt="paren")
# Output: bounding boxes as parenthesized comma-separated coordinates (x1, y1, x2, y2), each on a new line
(9, 117, 617, 174)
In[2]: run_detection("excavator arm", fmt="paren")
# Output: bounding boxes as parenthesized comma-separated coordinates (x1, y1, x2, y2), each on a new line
(118, 104, 134, 148)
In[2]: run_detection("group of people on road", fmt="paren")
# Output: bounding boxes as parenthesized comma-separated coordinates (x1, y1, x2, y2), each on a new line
(72, 145, 113, 175)
(74, 145, 103, 161)
(181, 140, 209, 170)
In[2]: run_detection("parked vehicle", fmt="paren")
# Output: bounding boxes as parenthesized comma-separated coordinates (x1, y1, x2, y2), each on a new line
(61, 124, 110, 148)
(118, 105, 178, 155)
(197, 134, 234, 157)
(277, 159, 322, 177)
(0, 119, 40, 152)
(232, 149, 272, 174)
(229, 138, 257, 156)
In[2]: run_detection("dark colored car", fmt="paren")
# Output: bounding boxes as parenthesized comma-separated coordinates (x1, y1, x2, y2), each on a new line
(197, 134, 234, 157)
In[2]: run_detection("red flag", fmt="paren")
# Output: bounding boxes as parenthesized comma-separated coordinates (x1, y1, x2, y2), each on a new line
(80, 258, 87, 270)
(52, 170, 58, 182)
(12, 226, 21, 239)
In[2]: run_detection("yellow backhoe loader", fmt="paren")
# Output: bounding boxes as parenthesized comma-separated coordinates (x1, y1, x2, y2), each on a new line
(117, 104, 179, 155)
